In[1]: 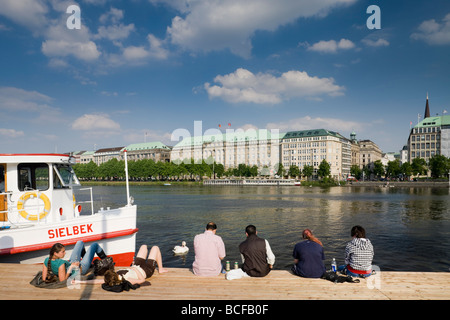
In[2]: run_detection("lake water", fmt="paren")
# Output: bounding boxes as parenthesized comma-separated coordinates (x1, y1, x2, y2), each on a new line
(78, 184, 450, 273)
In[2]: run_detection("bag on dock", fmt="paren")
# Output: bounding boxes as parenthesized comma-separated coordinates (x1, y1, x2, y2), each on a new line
(101, 279, 144, 293)
(94, 256, 115, 276)
(29, 271, 67, 289)
(322, 271, 360, 284)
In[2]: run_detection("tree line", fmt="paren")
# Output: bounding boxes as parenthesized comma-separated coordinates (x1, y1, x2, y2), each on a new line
(72, 155, 450, 182)
(73, 158, 265, 181)
(349, 155, 450, 180)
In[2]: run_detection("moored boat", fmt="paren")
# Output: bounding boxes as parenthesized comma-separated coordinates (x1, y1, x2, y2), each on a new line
(0, 152, 138, 266)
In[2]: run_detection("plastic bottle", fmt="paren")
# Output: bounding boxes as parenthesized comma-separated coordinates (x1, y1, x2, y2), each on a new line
(331, 258, 337, 272)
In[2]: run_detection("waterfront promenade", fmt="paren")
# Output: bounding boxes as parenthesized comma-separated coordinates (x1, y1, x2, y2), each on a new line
(0, 263, 448, 300)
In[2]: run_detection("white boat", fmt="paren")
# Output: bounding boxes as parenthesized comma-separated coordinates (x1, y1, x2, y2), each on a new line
(0, 152, 138, 266)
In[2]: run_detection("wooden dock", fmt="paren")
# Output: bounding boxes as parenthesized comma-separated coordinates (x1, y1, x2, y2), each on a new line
(0, 263, 449, 301)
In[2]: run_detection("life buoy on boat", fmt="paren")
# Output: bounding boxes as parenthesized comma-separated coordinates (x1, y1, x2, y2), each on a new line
(17, 192, 51, 221)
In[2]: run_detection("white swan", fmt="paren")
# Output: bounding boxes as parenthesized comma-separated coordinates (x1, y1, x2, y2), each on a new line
(173, 241, 189, 255)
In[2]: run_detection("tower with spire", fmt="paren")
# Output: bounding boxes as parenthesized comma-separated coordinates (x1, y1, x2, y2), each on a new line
(424, 93, 430, 119)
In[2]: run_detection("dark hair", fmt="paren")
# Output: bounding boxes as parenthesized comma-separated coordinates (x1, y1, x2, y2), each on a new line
(104, 270, 123, 287)
(351, 225, 366, 238)
(46, 243, 65, 282)
(206, 222, 217, 230)
(245, 225, 257, 236)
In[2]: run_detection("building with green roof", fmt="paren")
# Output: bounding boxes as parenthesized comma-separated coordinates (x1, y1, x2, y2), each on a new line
(121, 141, 172, 163)
(281, 128, 352, 179)
(171, 129, 285, 174)
(407, 96, 450, 163)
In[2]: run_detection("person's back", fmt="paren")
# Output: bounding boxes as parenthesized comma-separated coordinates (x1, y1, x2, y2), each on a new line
(292, 240, 325, 278)
(239, 225, 273, 277)
(192, 222, 226, 276)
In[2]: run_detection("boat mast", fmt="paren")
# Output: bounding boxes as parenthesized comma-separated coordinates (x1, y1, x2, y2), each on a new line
(124, 149, 131, 207)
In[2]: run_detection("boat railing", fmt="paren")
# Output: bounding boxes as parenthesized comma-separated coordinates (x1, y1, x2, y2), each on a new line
(75, 187, 94, 216)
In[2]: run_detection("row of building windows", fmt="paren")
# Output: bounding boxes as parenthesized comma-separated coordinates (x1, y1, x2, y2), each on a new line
(410, 134, 440, 141)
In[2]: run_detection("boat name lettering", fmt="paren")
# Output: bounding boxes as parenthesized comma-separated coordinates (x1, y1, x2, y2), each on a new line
(48, 224, 93, 239)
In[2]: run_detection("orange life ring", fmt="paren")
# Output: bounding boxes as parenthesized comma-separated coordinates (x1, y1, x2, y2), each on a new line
(17, 192, 51, 221)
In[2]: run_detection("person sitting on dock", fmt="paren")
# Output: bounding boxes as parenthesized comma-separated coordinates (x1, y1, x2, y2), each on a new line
(226, 224, 275, 280)
(43, 241, 107, 282)
(338, 225, 374, 278)
(292, 229, 326, 278)
(192, 222, 226, 276)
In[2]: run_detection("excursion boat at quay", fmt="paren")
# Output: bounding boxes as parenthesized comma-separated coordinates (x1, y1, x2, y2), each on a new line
(0, 152, 138, 266)
(203, 179, 300, 186)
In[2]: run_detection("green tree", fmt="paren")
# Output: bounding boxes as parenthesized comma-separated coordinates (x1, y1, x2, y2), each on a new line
(373, 160, 385, 178)
(317, 160, 331, 179)
(302, 165, 313, 180)
(288, 165, 300, 179)
(275, 163, 285, 177)
(411, 158, 427, 176)
(400, 162, 413, 180)
(350, 165, 362, 179)
(386, 159, 401, 178)
(429, 155, 450, 178)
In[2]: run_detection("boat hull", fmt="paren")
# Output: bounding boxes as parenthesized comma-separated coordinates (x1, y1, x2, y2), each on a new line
(0, 205, 138, 266)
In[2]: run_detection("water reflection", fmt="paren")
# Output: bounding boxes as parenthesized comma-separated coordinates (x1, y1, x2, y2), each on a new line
(74, 185, 450, 272)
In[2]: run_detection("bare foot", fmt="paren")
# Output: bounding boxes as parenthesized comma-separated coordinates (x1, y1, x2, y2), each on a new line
(158, 268, 169, 274)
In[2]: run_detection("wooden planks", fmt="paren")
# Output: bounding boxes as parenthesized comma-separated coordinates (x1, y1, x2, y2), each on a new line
(0, 263, 449, 300)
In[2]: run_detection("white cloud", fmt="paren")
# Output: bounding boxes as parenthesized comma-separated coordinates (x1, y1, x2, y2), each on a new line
(361, 38, 389, 47)
(122, 34, 169, 63)
(42, 40, 101, 61)
(266, 116, 365, 133)
(204, 68, 344, 104)
(0, 0, 48, 30)
(0, 86, 53, 111)
(307, 38, 356, 53)
(96, 8, 135, 41)
(0, 128, 25, 138)
(411, 13, 450, 45)
(152, 0, 357, 58)
(72, 114, 121, 131)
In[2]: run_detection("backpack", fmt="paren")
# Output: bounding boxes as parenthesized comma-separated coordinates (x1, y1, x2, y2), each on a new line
(322, 271, 360, 283)
(93, 257, 115, 276)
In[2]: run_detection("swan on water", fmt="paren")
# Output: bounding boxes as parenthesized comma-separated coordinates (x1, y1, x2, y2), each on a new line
(173, 241, 189, 254)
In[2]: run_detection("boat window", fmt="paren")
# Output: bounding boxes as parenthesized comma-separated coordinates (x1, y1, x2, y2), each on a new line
(54, 164, 81, 188)
(18, 163, 49, 191)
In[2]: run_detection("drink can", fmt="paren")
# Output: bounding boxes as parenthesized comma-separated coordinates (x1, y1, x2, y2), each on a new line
(226, 261, 230, 271)
(234, 262, 239, 269)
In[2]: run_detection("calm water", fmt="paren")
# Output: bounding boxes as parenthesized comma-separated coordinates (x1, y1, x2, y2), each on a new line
(76, 185, 450, 272)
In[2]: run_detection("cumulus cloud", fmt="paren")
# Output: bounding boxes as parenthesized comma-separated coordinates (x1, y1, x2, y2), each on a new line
(42, 40, 101, 61)
(152, 0, 357, 58)
(307, 38, 356, 53)
(266, 116, 365, 133)
(361, 38, 389, 47)
(411, 13, 450, 45)
(0, 86, 53, 111)
(72, 114, 121, 131)
(0, 0, 48, 30)
(204, 68, 344, 104)
(0, 128, 25, 138)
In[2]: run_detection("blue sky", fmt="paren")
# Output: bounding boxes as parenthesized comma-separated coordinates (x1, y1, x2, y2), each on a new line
(0, 0, 449, 154)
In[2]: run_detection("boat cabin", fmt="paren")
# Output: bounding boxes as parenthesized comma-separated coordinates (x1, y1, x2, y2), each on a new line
(0, 154, 82, 226)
